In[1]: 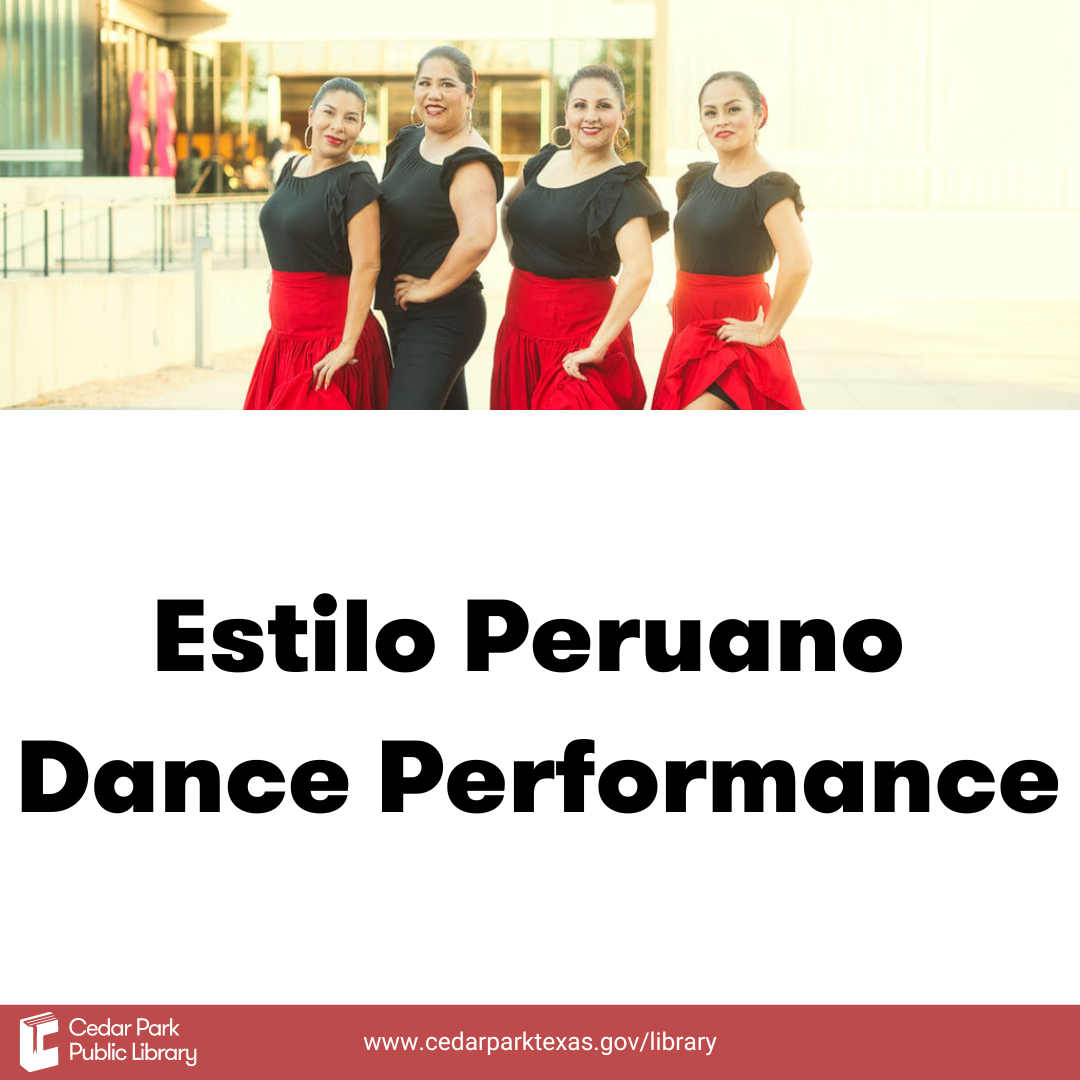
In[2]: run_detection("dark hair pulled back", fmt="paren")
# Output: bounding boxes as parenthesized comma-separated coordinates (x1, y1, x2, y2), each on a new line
(415, 45, 477, 92)
(697, 70, 763, 113)
(312, 77, 366, 110)
(567, 64, 627, 110)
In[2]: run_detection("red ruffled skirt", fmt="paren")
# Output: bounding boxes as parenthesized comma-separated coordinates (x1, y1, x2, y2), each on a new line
(491, 269, 646, 410)
(651, 270, 803, 410)
(244, 271, 392, 410)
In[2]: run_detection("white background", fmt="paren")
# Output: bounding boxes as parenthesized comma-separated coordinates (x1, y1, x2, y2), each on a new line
(2, 414, 1077, 1004)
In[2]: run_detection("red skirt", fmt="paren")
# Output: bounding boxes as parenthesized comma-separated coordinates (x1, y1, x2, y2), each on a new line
(651, 270, 803, 410)
(244, 271, 392, 410)
(491, 269, 646, 410)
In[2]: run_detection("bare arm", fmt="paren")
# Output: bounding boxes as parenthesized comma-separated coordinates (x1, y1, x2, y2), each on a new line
(561, 216, 654, 381)
(312, 201, 380, 390)
(717, 197, 812, 347)
(759, 198, 812, 342)
(340, 203, 380, 348)
(393, 160, 498, 309)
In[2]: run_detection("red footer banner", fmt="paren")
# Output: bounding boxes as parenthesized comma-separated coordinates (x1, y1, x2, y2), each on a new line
(4, 1005, 1076, 1077)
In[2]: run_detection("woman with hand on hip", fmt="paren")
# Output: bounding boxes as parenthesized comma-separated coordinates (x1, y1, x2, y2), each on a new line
(652, 71, 811, 411)
(491, 65, 668, 410)
(244, 78, 391, 410)
(377, 46, 504, 410)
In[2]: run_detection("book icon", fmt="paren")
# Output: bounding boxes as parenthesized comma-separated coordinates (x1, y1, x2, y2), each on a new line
(20, 1013, 58, 1073)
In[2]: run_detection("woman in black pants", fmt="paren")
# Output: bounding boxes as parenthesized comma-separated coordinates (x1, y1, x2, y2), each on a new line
(378, 45, 504, 409)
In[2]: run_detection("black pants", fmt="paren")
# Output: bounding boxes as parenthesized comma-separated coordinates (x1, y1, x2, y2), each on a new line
(384, 292, 486, 410)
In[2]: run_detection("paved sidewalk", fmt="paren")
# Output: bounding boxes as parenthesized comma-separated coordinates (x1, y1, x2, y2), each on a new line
(115, 293, 1080, 410)
(12, 203, 1080, 409)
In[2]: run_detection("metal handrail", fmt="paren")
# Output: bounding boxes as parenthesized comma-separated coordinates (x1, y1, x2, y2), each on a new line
(1, 193, 270, 278)
(0, 194, 269, 213)
(188, 154, 226, 196)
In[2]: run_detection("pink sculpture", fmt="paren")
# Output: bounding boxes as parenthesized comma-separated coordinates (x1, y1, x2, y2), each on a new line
(155, 70, 178, 178)
(128, 71, 151, 177)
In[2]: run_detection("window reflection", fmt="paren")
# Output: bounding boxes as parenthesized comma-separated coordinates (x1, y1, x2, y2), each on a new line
(62, 34, 651, 184)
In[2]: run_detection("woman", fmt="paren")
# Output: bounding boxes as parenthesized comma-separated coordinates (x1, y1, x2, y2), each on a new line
(245, 78, 391, 410)
(491, 65, 668, 410)
(377, 46, 504, 410)
(652, 71, 811, 410)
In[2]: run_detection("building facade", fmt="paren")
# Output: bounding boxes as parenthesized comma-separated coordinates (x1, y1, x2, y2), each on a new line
(3, 0, 1078, 208)
(0, 0, 99, 177)
(2, 1, 656, 182)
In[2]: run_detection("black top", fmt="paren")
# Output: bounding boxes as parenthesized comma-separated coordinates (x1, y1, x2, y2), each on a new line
(259, 156, 381, 274)
(507, 144, 669, 279)
(673, 163, 804, 277)
(377, 125, 505, 311)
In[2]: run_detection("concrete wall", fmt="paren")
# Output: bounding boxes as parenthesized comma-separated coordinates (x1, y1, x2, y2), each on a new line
(0, 264, 269, 407)
(667, 0, 1080, 208)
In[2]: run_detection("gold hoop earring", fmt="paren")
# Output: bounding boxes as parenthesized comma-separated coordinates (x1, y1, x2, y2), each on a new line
(410, 105, 423, 127)
(696, 132, 707, 152)
(550, 124, 572, 149)
(303, 125, 313, 150)
(358, 141, 367, 157)
(614, 126, 631, 153)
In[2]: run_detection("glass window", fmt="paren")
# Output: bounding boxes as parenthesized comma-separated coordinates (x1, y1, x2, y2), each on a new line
(248, 81, 268, 132)
(552, 39, 605, 91)
(353, 81, 378, 149)
(386, 81, 416, 142)
(499, 80, 544, 162)
(471, 83, 491, 146)
(611, 39, 648, 165)
(220, 43, 242, 79)
(246, 43, 270, 80)
(247, 68, 269, 162)
(192, 47, 213, 84)
(193, 73, 214, 132)
(221, 79, 245, 134)
(1, 0, 83, 176)
(165, 45, 189, 151)
(100, 24, 131, 177)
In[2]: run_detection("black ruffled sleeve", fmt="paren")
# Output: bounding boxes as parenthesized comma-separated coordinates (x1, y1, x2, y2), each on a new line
(585, 162, 669, 255)
(751, 171, 804, 223)
(522, 143, 559, 185)
(675, 162, 713, 208)
(439, 146, 505, 201)
(326, 161, 380, 262)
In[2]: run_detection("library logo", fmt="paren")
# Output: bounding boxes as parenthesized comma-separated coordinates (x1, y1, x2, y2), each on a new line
(20, 1012, 59, 1072)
